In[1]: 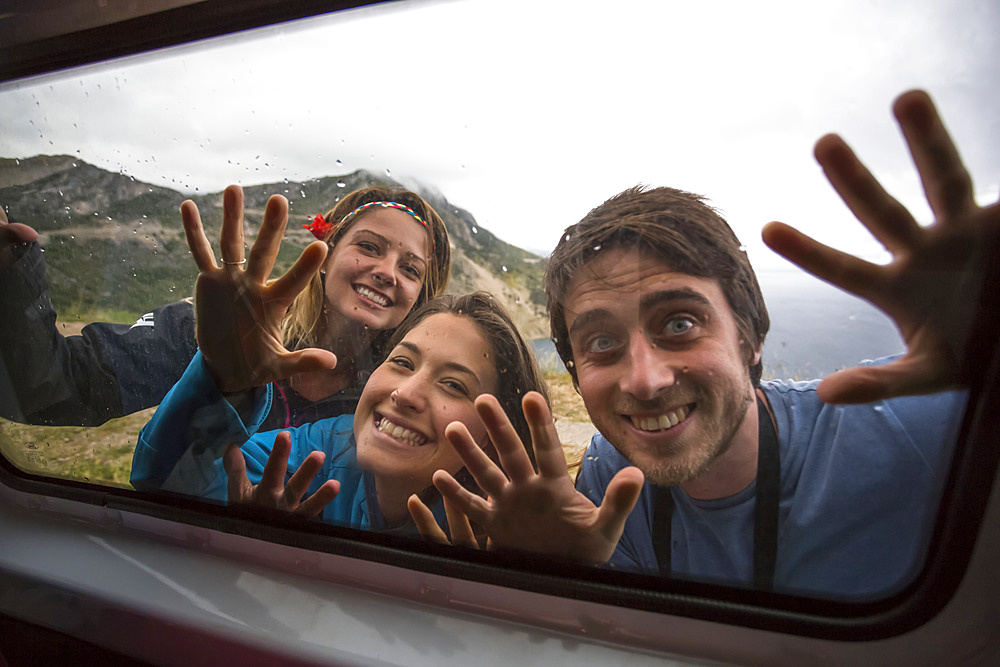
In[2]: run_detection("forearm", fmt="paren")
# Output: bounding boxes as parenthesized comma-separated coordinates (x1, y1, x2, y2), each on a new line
(131, 350, 272, 495)
(0, 242, 122, 424)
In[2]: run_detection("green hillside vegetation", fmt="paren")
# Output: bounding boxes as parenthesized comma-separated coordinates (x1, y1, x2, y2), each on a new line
(0, 154, 558, 487)
(1, 156, 547, 324)
(0, 377, 590, 488)
(0, 409, 153, 488)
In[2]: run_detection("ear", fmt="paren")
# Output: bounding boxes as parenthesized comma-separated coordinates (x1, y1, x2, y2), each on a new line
(751, 345, 762, 366)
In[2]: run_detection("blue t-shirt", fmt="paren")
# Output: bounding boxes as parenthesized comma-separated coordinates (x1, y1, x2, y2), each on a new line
(132, 350, 447, 532)
(575, 372, 967, 600)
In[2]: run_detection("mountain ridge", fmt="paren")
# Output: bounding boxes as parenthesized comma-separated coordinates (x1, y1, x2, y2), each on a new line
(0, 155, 550, 337)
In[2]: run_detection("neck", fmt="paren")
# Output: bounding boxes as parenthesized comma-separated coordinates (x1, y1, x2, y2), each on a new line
(316, 312, 375, 361)
(372, 475, 417, 527)
(287, 315, 373, 402)
(679, 390, 768, 500)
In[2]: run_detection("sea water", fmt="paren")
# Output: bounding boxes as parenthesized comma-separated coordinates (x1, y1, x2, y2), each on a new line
(531, 268, 903, 383)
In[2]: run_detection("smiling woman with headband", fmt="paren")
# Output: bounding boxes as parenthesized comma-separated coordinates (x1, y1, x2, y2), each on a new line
(177, 183, 452, 430)
(283, 187, 450, 361)
(0, 182, 450, 434)
(130, 183, 454, 492)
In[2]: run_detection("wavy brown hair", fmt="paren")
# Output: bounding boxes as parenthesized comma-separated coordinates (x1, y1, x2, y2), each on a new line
(386, 292, 548, 464)
(545, 185, 770, 387)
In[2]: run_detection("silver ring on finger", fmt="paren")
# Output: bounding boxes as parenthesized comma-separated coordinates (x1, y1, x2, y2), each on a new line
(221, 258, 247, 266)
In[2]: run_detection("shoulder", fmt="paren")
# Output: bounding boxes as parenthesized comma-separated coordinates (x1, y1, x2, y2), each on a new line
(583, 431, 630, 464)
(291, 414, 356, 446)
(761, 360, 967, 480)
(762, 355, 966, 439)
(126, 300, 195, 333)
(577, 431, 633, 491)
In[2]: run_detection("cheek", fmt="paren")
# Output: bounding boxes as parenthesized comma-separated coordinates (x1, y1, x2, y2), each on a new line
(324, 260, 350, 296)
(400, 279, 422, 308)
(576, 366, 610, 403)
(434, 408, 487, 459)
(435, 442, 467, 476)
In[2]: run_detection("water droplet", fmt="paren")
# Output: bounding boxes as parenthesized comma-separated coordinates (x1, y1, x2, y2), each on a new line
(336, 179, 346, 188)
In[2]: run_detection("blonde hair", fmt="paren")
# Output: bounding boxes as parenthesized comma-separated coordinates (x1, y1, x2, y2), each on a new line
(281, 186, 451, 350)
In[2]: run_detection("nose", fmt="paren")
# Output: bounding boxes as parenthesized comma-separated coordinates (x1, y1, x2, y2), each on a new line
(371, 254, 397, 287)
(391, 376, 427, 412)
(618, 333, 677, 401)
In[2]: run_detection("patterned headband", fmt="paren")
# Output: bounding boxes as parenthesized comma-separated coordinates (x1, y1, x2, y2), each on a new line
(303, 200, 429, 241)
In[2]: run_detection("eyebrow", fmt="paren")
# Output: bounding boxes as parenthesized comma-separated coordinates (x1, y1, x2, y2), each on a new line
(640, 288, 713, 312)
(397, 341, 480, 380)
(568, 288, 714, 339)
(352, 229, 428, 267)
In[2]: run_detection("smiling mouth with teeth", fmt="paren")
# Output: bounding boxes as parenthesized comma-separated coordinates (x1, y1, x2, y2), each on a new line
(375, 414, 427, 446)
(355, 285, 390, 307)
(628, 405, 692, 432)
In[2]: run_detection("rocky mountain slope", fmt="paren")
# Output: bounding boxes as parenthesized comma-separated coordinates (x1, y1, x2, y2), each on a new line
(0, 156, 550, 337)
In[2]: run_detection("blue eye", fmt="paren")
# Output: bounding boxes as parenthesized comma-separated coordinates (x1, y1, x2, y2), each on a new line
(665, 318, 694, 335)
(587, 335, 617, 354)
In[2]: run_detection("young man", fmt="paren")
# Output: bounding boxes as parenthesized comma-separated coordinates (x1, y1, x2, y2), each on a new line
(420, 90, 998, 599)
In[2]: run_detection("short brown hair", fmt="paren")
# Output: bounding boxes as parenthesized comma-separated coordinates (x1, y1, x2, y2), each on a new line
(545, 185, 769, 386)
(282, 185, 451, 349)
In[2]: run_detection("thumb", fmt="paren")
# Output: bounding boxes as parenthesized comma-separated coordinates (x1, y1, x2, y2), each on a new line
(0, 222, 38, 245)
(595, 466, 645, 543)
(817, 354, 942, 404)
(276, 348, 338, 378)
(408, 494, 450, 543)
(223, 443, 252, 504)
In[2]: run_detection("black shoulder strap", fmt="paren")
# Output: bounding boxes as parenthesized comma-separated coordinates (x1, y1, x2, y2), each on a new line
(651, 480, 675, 575)
(753, 394, 780, 590)
(650, 394, 780, 590)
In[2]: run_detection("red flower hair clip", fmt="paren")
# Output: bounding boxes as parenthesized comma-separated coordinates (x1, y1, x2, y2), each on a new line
(303, 213, 334, 240)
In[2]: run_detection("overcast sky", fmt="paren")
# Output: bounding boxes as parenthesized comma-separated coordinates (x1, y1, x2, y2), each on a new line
(1, 0, 998, 266)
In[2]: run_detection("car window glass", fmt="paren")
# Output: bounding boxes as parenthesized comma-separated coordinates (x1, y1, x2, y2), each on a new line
(0, 0, 996, 602)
